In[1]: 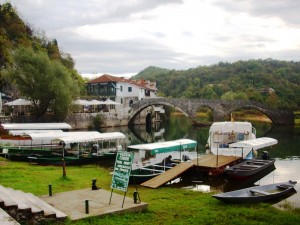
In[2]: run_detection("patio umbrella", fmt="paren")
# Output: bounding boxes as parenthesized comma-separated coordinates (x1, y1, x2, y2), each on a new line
(72, 99, 91, 105)
(103, 99, 120, 105)
(89, 99, 105, 105)
(4, 98, 32, 106)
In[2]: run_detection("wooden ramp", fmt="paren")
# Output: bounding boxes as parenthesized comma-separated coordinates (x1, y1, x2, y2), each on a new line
(140, 161, 196, 189)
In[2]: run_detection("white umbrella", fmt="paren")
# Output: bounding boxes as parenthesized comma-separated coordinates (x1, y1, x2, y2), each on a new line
(72, 99, 91, 105)
(103, 99, 120, 105)
(89, 99, 105, 105)
(4, 98, 32, 106)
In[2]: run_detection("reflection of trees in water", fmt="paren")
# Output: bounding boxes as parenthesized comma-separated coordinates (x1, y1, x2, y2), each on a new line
(103, 114, 298, 159)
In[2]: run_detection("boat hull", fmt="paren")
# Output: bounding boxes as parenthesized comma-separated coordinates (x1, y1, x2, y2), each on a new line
(225, 159, 275, 179)
(213, 181, 297, 204)
(27, 153, 117, 166)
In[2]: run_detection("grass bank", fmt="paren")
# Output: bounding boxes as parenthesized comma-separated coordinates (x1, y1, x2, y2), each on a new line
(1, 158, 299, 225)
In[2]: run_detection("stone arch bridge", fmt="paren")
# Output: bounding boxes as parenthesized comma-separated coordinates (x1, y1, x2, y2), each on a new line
(129, 98, 294, 125)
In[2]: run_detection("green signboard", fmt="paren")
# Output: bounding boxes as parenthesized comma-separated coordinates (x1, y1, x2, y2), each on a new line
(111, 151, 134, 192)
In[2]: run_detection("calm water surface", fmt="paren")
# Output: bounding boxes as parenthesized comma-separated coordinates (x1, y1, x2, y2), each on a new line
(102, 115, 300, 193)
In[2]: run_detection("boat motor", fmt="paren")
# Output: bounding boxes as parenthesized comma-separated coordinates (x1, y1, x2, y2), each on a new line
(262, 151, 269, 160)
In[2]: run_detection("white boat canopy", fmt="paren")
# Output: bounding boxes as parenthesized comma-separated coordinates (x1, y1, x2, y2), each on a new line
(9, 130, 64, 136)
(127, 139, 197, 155)
(29, 131, 102, 141)
(228, 137, 278, 150)
(209, 121, 253, 134)
(1, 123, 72, 130)
(52, 132, 126, 144)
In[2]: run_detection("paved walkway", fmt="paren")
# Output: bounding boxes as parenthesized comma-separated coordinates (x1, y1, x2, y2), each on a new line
(40, 188, 148, 221)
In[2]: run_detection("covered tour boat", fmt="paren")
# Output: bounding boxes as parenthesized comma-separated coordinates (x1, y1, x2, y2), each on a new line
(127, 139, 197, 184)
(206, 121, 257, 158)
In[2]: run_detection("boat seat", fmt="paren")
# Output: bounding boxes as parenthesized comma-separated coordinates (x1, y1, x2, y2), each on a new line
(249, 189, 270, 195)
(276, 184, 292, 190)
(140, 168, 164, 172)
(240, 164, 260, 168)
(151, 165, 173, 169)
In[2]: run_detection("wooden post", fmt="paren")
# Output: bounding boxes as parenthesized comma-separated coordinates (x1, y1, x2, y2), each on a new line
(62, 142, 67, 178)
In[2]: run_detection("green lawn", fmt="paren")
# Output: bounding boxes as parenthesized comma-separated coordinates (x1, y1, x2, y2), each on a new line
(0, 158, 299, 225)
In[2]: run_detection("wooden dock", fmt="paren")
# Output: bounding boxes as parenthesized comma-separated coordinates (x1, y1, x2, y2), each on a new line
(140, 155, 241, 188)
(140, 161, 196, 189)
(192, 155, 242, 176)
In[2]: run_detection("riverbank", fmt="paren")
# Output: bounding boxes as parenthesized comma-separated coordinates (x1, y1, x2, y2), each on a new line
(0, 158, 299, 225)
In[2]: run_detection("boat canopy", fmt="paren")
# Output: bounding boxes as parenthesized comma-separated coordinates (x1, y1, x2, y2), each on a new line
(52, 132, 126, 144)
(9, 130, 64, 136)
(228, 137, 278, 150)
(0, 123, 72, 130)
(127, 139, 197, 155)
(28, 131, 101, 140)
(209, 121, 253, 134)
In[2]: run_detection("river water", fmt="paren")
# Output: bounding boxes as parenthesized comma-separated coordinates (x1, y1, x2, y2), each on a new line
(102, 115, 300, 195)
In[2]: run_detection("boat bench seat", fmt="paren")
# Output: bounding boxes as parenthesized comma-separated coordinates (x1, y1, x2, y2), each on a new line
(151, 165, 173, 169)
(277, 184, 292, 189)
(249, 189, 270, 195)
(240, 164, 260, 168)
(140, 168, 164, 172)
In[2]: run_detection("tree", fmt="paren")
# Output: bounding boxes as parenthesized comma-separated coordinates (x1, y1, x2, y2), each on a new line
(4, 47, 79, 120)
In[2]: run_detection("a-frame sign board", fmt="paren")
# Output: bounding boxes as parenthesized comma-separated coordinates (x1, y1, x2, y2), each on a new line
(109, 151, 134, 208)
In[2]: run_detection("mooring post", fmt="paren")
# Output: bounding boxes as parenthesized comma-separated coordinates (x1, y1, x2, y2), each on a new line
(48, 184, 52, 196)
(85, 200, 89, 214)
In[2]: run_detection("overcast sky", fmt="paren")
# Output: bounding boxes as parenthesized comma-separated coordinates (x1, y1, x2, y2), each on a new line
(3, 0, 300, 78)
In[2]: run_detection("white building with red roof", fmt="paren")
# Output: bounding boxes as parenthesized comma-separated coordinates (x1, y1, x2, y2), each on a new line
(86, 74, 157, 107)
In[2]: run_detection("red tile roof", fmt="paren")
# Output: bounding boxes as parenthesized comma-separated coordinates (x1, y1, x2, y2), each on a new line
(87, 74, 157, 91)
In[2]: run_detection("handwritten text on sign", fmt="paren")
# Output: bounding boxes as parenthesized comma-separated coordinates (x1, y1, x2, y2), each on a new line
(111, 151, 134, 192)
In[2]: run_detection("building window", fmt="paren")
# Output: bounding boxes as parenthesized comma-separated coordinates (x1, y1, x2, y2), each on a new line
(121, 98, 123, 104)
(128, 87, 132, 92)
(120, 86, 123, 92)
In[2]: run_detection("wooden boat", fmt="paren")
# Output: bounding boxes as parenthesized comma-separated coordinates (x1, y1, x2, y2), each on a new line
(0, 123, 71, 146)
(28, 152, 117, 165)
(212, 180, 297, 203)
(127, 139, 197, 155)
(223, 164, 276, 192)
(225, 156, 276, 180)
(206, 121, 257, 158)
(207, 121, 278, 160)
(127, 139, 197, 184)
(1, 131, 126, 165)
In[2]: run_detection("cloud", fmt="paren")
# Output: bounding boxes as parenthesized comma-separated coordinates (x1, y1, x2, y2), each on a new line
(214, 0, 300, 25)
(4, 0, 300, 76)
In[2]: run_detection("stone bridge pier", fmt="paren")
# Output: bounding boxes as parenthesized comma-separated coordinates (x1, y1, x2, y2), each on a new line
(129, 98, 294, 125)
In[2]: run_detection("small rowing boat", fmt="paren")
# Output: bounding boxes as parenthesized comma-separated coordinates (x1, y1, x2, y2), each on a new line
(212, 180, 297, 203)
(225, 157, 275, 179)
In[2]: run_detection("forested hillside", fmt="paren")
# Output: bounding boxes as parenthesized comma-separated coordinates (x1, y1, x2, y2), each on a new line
(0, 3, 84, 120)
(133, 60, 300, 110)
(0, 3, 84, 93)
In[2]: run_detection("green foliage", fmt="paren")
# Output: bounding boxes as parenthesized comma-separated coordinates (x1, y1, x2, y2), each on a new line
(4, 47, 79, 120)
(0, 2, 85, 101)
(133, 59, 300, 110)
(1, 158, 300, 225)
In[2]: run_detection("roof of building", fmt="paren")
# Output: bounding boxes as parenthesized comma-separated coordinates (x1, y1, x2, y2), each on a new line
(87, 74, 157, 91)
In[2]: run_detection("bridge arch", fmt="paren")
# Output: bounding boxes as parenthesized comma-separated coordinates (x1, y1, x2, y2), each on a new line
(129, 98, 294, 125)
(128, 100, 190, 125)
